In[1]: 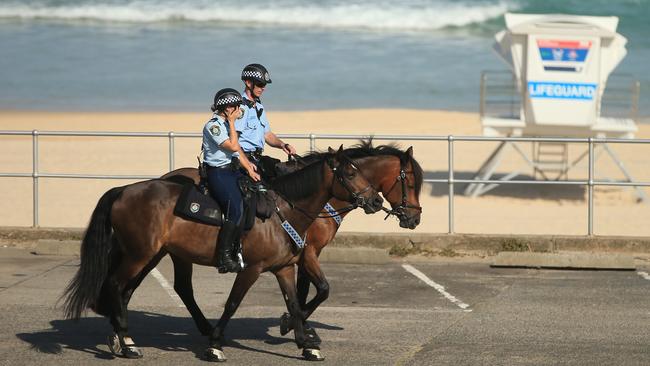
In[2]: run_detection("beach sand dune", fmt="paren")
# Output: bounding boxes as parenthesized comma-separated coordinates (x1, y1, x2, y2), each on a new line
(1, 110, 649, 236)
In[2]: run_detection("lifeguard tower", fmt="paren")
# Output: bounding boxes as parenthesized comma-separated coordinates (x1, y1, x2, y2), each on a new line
(465, 13, 645, 201)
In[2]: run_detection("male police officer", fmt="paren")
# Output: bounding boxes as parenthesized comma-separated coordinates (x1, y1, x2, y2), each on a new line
(237, 63, 296, 178)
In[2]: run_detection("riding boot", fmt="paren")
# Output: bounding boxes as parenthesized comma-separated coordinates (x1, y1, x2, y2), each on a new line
(232, 225, 244, 268)
(215, 221, 243, 273)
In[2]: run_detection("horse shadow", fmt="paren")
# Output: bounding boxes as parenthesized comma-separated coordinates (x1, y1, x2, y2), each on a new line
(16, 311, 343, 361)
(423, 170, 586, 201)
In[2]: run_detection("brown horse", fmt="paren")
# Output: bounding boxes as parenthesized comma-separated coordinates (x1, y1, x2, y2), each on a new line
(161, 141, 424, 359)
(62, 147, 383, 361)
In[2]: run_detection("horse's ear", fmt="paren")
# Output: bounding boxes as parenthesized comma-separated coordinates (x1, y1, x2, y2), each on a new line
(335, 145, 346, 160)
(327, 146, 335, 154)
(406, 146, 413, 157)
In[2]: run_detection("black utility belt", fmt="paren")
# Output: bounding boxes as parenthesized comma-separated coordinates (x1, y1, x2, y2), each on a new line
(205, 156, 243, 171)
(244, 149, 263, 161)
(205, 163, 232, 170)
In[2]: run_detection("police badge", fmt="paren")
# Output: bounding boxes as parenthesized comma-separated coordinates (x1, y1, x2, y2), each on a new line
(210, 124, 221, 136)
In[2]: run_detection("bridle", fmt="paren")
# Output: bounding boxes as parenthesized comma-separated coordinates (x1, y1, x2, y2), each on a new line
(381, 158, 423, 221)
(328, 156, 376, 211)
(276, 154, 378, 220)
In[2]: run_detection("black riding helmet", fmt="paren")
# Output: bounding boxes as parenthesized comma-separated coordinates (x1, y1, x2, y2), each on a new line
(241, 63, 272, 84)
(211, 88, 243, 112)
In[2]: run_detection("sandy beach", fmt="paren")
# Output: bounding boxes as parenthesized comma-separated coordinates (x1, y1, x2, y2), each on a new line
(1, 109, 649, 236)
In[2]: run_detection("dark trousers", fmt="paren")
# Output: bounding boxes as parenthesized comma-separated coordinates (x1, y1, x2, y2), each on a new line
(206, 166, 244, 225)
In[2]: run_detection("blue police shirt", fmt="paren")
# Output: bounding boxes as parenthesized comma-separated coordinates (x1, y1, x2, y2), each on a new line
(202, 113, 239, 168)
(235, 92, 271, 152)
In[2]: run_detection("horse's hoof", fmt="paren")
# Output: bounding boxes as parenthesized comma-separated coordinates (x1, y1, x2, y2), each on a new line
(302, 348, 325, 361)
(107, 334, 143, 359)
(107, 334, 122, 356)
(205, 347, 227, 362)
(122, 346, 143, 359)
(280, 312, 293, 336)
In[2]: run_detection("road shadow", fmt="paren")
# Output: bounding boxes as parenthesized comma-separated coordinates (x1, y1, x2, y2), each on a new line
(423, 170, 586, 201)
(16, 310, 343, 360)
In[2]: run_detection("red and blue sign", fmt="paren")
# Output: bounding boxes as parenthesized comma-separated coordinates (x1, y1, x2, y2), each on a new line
(537, 40, 591, 62)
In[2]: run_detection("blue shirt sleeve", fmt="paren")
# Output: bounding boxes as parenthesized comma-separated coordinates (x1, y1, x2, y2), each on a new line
(204, 119, 229, 146)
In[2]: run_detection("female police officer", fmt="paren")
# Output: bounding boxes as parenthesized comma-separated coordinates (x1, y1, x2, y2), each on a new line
(238, 64, 297, 177)
(203, 88, 260, 273)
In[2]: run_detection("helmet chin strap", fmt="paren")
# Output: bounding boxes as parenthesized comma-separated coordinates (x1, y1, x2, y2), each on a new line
(244, 81, 256, 103)
(246, 81, 258, 105)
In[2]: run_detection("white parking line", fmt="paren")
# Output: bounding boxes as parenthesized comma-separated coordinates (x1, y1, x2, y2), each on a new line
(402, 264, 472, 312)
(638, 271, 650, 281)
(150, 268, 184, 307)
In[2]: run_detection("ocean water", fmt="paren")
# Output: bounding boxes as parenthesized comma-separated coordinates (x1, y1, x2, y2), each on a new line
(0, 0, 649, 115)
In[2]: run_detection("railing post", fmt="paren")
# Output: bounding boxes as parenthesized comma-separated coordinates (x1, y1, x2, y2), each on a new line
(168, 131, 175, 171)
(448, 135, 455, 234)
(309, 133, 316, 152)
(588, 138, 594, 236)
(479, 72, 486, 119)
(32, 130, 39, 228)
(631, 81, 640, 122)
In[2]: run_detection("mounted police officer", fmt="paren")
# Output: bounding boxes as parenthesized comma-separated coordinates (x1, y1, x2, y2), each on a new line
(203, 88, 260, 273)
(238, 63, 297, 179)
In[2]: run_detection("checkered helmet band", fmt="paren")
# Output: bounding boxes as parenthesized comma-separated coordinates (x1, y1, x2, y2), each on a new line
(241, 63, 272, 83)
(215, 94, 242, 106)
(242, 70, 263, 79)
(213, 88, 242, 111)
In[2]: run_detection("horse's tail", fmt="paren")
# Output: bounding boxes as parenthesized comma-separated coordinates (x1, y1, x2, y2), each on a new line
(61, 186, 125, 320)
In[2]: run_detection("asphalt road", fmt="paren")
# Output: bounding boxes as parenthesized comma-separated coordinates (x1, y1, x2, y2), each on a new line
(1, 247, 649, 365)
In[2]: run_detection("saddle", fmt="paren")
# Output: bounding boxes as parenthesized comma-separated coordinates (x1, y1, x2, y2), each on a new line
(169, 169, 274, 231)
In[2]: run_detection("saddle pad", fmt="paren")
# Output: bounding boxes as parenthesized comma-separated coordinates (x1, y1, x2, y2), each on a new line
(173, 183, 223, 226)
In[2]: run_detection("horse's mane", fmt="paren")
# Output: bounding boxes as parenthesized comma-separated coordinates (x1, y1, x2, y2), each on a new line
(298, 140, 424, 196)
(270, 152, 330, 201)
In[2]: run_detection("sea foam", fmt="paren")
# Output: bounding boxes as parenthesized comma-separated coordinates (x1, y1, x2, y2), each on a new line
(0, 0, 512, 31)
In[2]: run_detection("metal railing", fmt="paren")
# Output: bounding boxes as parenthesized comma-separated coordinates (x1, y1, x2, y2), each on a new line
(1, 130, 649, 235)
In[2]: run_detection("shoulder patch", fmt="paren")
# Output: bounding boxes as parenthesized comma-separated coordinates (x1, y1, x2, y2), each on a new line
(210, 124, 221, 136)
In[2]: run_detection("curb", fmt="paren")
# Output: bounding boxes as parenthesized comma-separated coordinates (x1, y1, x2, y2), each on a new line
(2, 227, 650, 261)
(8, 240, 392, 265)
(33, 239, 81, 256)
(318, 247, 390, 264)
(492, 252, 636, 270)
(329, 232, 650, 254)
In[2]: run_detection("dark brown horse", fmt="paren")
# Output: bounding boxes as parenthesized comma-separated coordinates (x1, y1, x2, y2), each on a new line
(62, 147, 383, 361)
(161, 141, 424, 359)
